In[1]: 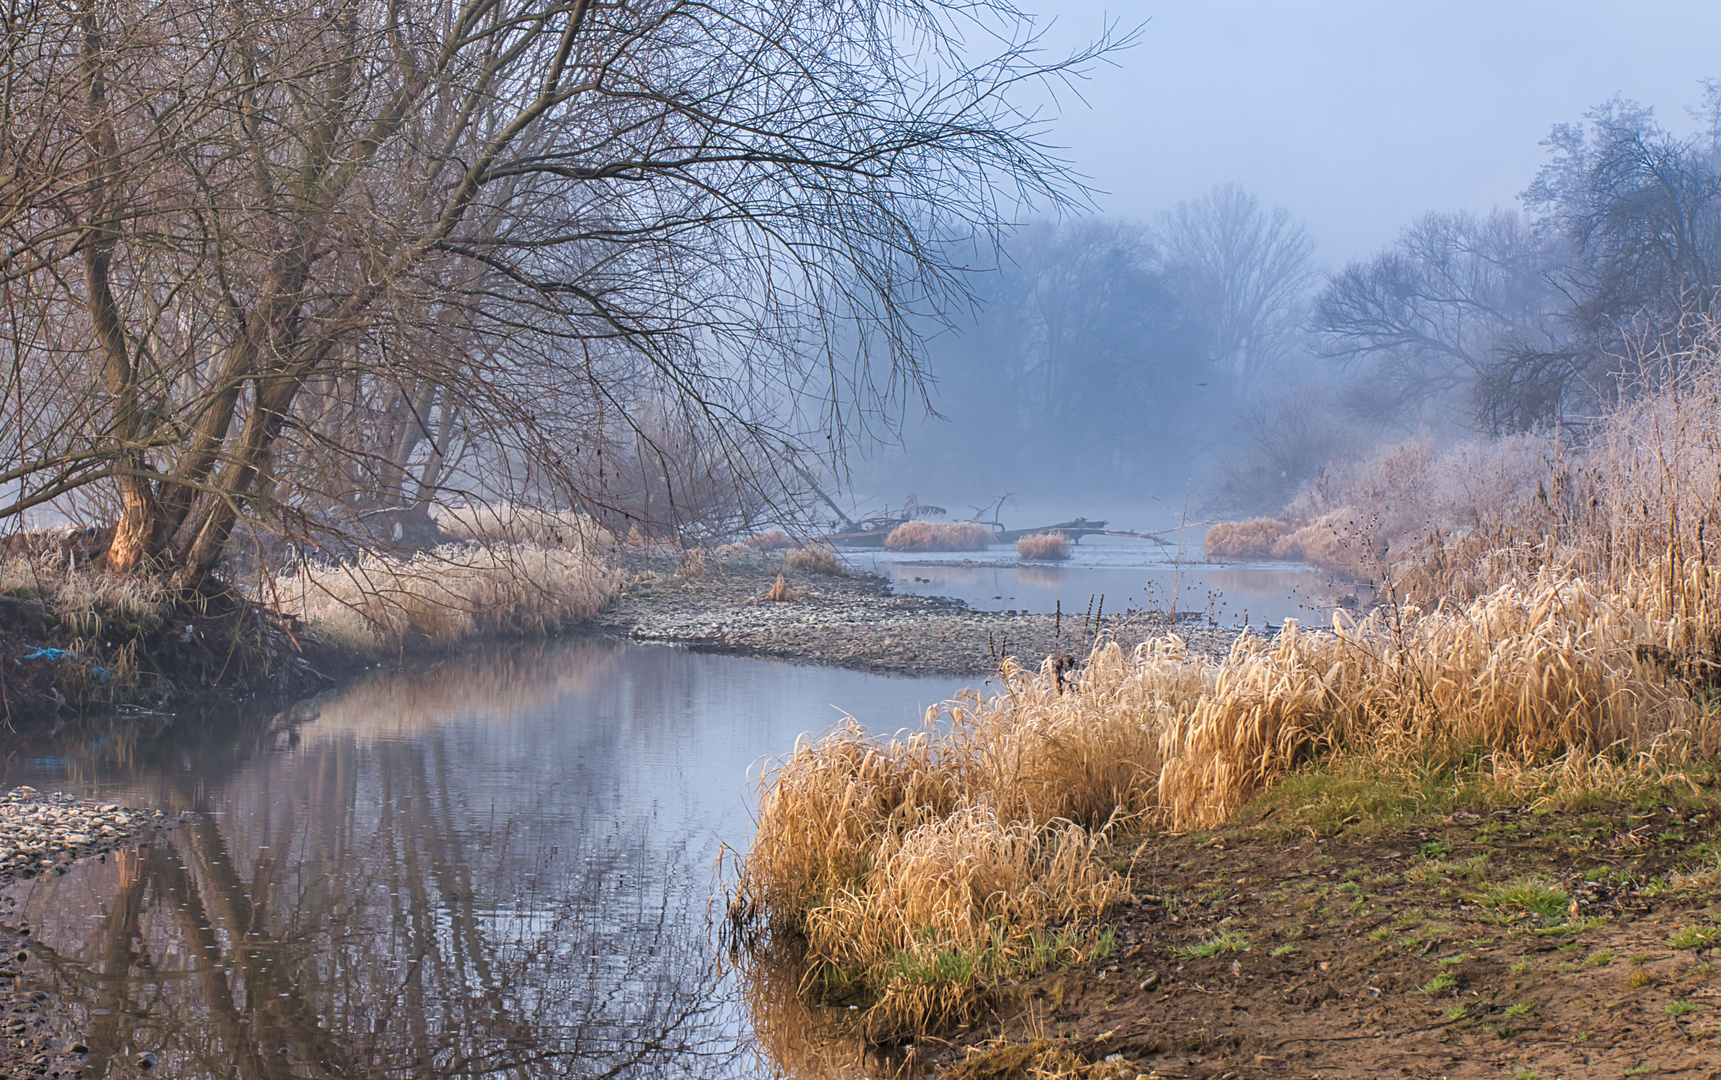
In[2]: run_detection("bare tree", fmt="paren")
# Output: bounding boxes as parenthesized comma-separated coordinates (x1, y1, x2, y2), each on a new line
(1311, 209, 1569, 429)
(1153, 183, 1317, 398)
(0, 0, 1120, 586)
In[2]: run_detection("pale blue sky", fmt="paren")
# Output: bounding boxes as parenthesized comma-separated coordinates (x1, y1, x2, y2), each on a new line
(1027, 1, 1721, 264)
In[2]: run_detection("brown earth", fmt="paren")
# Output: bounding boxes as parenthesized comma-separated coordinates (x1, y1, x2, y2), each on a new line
(932, 801, 1721, 1080)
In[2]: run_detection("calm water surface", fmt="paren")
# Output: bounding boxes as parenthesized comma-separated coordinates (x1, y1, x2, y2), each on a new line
(860, 537, 1374, 627)
(0, 639, 973, 1078)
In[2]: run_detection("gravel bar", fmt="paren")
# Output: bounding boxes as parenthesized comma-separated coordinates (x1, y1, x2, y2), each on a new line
(594, 565, 1248, 678)
(0, 786, 169, 1078)
(0, 788, 168, 886)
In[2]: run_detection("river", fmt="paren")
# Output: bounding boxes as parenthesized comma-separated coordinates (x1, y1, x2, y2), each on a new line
(0, 639, 972, 1078)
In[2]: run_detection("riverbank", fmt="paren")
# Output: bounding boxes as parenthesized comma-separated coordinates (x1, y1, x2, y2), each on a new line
(929, 774, 1721, 1080)
(0, 787, 169, 1078)
(594, 558, 1246, 678)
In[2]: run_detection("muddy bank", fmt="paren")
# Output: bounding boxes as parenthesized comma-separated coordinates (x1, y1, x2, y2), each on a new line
(932, 799, 1721, 1080)
(594, 563, 1246, 678)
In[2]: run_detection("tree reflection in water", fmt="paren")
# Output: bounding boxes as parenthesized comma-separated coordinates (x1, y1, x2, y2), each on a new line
(6, 736, 742, 1078)
(0, 639, 973, 1078)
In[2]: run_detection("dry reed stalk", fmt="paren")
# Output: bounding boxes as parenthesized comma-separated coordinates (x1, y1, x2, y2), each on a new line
(803, 804, 1120, 1034)
(783, 543, 844, 575)
(747, 529, 795, 551)
(1016, 532, 1071, 561)
(431, 503, 599, 548)
(761, 572, 809, 602)
(1201, 518, 1290, 560)
(272, 541, 619, 652)
(883, 520, 995, 552)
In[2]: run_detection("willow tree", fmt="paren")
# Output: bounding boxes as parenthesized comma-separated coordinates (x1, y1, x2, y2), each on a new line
(0, 0, 1112, 586)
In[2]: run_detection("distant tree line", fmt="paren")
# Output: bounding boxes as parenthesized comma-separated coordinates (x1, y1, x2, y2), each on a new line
(1315, 86, 1721, 435)
(883, 186, 1315, 501)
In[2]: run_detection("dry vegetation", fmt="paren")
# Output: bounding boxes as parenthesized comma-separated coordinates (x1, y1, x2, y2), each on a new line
(747, 529, 797, 551)
(1015, 532, 1071, 561)
(268, 540, 619, 653)
(1200, 517, 1289, 560)
(884, 520, 996, 552)
(739, 337, 1721, 1043)
(783, 543, 845, 575)
(431, 504, 599, 549)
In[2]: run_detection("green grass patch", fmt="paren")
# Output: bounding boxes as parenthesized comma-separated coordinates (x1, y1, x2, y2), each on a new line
(1419, 971, 1457, 995)
(1669, 925, 1721, 951)
(1171, 929, 1251, 961)
(1484, 877, 1570, 919)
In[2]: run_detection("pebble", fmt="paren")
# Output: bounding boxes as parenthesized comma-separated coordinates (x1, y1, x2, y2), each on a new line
(0, 787, 167, 885)
(0, 788, 168, 1076)
(598, 568, 1248, 678)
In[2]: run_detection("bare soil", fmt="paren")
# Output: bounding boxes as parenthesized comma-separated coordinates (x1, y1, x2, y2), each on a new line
(935, 801, 1721, 1080)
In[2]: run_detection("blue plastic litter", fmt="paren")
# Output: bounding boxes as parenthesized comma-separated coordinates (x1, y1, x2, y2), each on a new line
(20, 647, 68, 662)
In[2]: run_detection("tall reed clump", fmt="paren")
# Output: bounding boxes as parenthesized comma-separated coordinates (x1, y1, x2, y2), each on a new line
(735, 639, 1209, 1036)
(883, 520, 995, 552)
(1015, 532, 1070, 561)
(783, 543, 844, 575)
(740, 569, 1721, 1035)
(1201, 518, 1290, 560)
(271, 541, 619, 653)
(1158, 571, 1712, 826)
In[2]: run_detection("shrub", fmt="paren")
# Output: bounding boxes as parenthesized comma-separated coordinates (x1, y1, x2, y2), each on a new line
(1015, 532, 1070, 561)
(273, 541, 619, 652)
(784, 543, 844, 575)
(747, 529, 795, 551)
(883, 520, 995, 551)
(1202, 518, 1290, 560)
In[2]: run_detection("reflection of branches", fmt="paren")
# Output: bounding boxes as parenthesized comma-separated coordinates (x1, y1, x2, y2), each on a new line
(11, 735, 742, 1077)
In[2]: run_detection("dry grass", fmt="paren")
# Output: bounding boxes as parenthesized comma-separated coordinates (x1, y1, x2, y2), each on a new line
(747, 529, 796, 551)
(740, 558, 1721, 1033)
(1016, 532, 1071, 561)
(884, 520, 996, 552)
(737, 716, 1122, 1037)
(1, 542, 173, 636)
(271, 541, 619, 652)
(0, 540, 175, 698)
(761, 572, 808, 603)
(1202, 518, 1290, 560)
(783, 543, 844, 575)
(431, 502, 598, 548)
(945, 1039, 1140, 1080)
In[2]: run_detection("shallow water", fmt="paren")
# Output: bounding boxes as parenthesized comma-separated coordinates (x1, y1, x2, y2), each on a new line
(859, 537, 1373, 627)
(0, 639, 973, 1078)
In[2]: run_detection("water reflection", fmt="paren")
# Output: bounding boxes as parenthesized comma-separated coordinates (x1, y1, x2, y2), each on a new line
(0, 639, 973, 1078)
(868, 541, 1373, 626)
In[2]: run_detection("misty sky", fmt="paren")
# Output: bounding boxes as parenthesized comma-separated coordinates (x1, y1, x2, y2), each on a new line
(1035, 1, 1721, 264)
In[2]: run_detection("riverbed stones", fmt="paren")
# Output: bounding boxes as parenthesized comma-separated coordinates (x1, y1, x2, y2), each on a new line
(0, 787, 166, 885)
(597, 564, 1248, 678)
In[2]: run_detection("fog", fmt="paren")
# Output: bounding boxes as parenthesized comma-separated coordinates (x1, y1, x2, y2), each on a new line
(1041, 1, 1721, 263)
(849, 2, 1721, 530)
